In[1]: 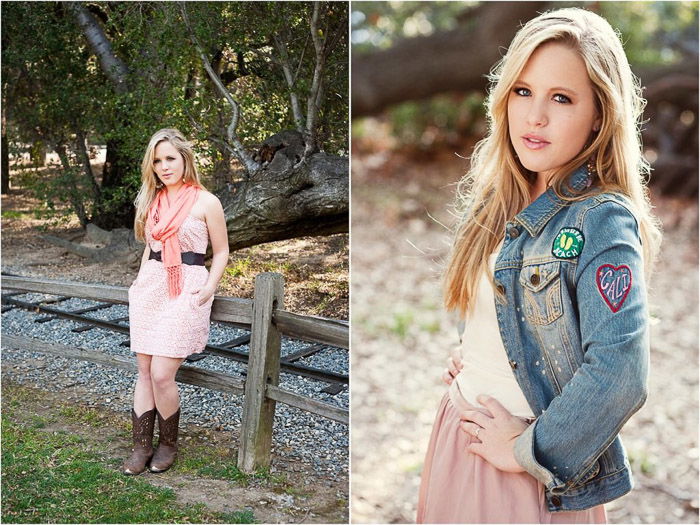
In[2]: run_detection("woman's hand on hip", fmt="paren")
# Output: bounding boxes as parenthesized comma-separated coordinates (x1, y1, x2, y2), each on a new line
(442, 345, 464, 385)
(459, 395, 529, 473)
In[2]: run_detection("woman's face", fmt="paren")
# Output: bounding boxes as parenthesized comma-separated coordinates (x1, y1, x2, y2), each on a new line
(507, 41, 600, 180)
(153, 140, 185, 190)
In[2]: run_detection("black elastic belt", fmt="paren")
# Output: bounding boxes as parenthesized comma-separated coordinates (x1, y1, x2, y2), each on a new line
(149, 250, 205, 266)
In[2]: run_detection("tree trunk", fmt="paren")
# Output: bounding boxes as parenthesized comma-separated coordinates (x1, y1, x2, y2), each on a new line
(220, 152, 348, 251)
(54, 143, 88, 228)
(75, 130, 101, 201)
(211, 147, 233, 192)
(1, 110, 9, 194)
(90, 137, 135, 229)
(352, 2, 545, 117)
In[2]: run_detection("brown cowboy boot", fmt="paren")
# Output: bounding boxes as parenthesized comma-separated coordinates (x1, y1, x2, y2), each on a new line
(122, 408, 156, 475)
(149, 407, 180, 473)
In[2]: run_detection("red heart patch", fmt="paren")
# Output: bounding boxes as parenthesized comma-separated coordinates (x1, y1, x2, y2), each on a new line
(595, 264, 632, 313)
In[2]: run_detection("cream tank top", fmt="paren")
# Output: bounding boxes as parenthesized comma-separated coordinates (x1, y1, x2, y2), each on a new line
(455, 249, 536, 419)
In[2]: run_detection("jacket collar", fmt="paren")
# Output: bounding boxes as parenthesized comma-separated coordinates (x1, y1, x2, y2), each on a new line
(514, 165, 592, 237)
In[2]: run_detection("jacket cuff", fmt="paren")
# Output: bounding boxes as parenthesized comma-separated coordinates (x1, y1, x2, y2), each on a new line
(514, 420, 566, 493)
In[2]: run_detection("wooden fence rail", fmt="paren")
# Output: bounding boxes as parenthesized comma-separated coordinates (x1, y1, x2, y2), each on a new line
(1, 272, 348, 472)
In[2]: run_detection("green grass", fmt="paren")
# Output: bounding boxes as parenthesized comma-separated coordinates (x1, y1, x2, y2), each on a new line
(176, 444, 248, 484)
(58, 405, 106, 428)
(627, 447, 656, 476)
(1, 209, 25, 218)
(224, 257, 295, 279)
(1, 415, 256, 523)
(390, 309, 414, 339)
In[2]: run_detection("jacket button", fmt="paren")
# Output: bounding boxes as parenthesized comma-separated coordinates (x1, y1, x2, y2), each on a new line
(508, 227, 520, 239)
(551, 496, 561, 506)
(509, 360, 517, 370)
(530, 273, 540, 286)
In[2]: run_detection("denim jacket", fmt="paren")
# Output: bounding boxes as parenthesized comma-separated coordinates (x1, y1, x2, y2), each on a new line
(492, 165, 649, 512)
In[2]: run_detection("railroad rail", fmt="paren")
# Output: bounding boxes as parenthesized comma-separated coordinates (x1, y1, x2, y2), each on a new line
(1, 292, 347, 387)
(1, 273, 348, 472)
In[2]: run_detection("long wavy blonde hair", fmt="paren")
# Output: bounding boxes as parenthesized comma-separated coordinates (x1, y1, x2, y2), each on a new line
(133, 128, 206, 242)
(444, 7, 662, 317)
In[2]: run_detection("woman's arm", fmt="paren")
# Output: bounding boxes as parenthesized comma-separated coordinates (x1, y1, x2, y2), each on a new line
(195, 192, 229, 305)
(460, 199, 649, 488)
(133, 244, 151, 283)
(512, 199, 649, 493)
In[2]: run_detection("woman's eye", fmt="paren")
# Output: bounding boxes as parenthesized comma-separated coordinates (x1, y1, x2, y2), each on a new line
(513, 87, 530, 97)
(153, 159, 160, 164)
(553, 93, 572, 104)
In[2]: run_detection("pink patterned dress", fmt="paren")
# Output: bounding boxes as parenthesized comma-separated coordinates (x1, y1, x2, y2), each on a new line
(128, 214, 214, 358)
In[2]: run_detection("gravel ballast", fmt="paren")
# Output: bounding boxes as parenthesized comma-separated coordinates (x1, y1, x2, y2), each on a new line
(1, 293, 348, 479)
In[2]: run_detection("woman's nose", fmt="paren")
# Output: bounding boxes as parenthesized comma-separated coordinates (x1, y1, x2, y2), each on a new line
(526, 99, 548, 128)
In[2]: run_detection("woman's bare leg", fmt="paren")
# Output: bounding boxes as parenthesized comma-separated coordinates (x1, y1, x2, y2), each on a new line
(133, 353, 155, 416)
(150, 356, 185, 418)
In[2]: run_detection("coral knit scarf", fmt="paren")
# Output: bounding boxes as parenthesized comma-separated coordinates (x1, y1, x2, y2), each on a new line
(147, 183, 200, 299)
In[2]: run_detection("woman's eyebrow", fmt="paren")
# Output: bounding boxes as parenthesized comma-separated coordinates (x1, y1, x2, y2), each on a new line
(549, 86, 578, 96)
(513, 79, 578, 96)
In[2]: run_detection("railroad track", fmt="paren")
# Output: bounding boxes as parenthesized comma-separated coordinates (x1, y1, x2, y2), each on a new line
(1, 291, 347, 394)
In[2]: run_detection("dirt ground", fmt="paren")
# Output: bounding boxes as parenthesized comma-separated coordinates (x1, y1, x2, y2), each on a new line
(350, 137, 699, 524)
(1, 177, 349, 522)
(0, 188, 348, 320)
(2, 378, 347, 524)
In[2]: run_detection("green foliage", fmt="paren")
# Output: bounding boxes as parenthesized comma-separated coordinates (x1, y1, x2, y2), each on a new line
(2, 1, 348, 227)
(352, 1, 472, 53)
(599, 2, 698, 67)
(352, 1, 698, 147)
(387, 93, 485, 147)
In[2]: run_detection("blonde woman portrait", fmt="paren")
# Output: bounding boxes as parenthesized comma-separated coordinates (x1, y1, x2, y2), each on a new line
(123, 128, 229, 475)
(2, 2, 348, 522)
(351, 2, 697, 523)
(418, 8, 660, 522)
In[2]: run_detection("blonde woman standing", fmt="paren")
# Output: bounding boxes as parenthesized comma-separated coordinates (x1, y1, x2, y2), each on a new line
(122, 128, 229, 475)
(417, 8, 661, 523)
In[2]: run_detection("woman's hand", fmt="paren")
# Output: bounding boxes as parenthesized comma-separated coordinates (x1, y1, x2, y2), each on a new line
(459, 395, 530, 473)
(192, 283, 216, 306)
(441, 346, 464, 385)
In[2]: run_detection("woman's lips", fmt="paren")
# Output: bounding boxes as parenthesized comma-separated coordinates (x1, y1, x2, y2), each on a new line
(521, 134, 551, 150)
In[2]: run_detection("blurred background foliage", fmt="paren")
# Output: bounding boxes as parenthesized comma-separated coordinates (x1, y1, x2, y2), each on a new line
(2, 1, 348, 228)
(351, 1, 698, 196)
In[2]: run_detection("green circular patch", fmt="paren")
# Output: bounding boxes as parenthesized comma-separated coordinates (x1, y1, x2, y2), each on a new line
(552, 227, 585, 259)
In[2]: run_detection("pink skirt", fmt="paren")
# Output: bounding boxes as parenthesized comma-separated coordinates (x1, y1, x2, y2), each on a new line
(417, 382, 607, 524)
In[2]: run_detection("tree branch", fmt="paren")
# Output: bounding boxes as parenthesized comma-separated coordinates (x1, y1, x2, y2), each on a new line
(74, 130, 101, 200)
(273, 33, 305, 132)
(67, 2, 130, 95)
(180, 2, 259, 174)
(352, 2, 543, 116)
(305, 2, 326, 157)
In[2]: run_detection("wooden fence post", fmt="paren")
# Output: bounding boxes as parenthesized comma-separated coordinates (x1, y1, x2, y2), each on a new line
(238, 272, 284, 473)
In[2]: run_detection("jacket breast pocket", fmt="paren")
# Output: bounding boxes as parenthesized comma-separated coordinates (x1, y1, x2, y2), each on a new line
(519, 261, 563, 325)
